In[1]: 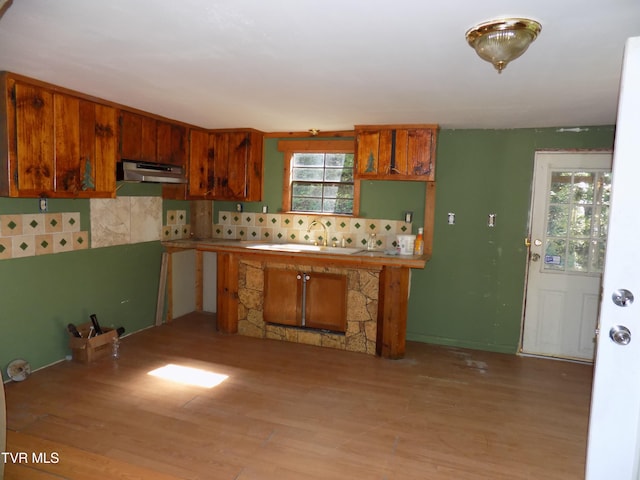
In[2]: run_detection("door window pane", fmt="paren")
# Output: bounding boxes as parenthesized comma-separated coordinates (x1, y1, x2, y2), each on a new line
(543, 170, 611, 274)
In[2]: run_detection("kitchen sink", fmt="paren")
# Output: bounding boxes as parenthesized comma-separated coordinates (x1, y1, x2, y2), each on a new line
(245, 243, 363, 255)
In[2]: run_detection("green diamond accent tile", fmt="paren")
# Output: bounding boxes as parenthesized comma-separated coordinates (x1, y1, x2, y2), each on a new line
(289, 233, 296, 240)
(233, 215, 239, 222)
(174, 228, 180, 235)
(250, 231, 257, 238)
(59, 239, 67, 247)
(384, 224, 392, 231)
(30, 219, 38, 229)
(0, 244, 5, 253)
(246, 216, 252, 223)
(179, 213, 184, 221)
(258, 216, 265, 224)
(222, 215, 228, 221)
(325, 221, 332, 228)
(50, 219, 58, 227)
(277, 232, 283, 239)
(20, 242, 29, 251)
(360, 238, 367, 246)
(77, 237, 84, 244)
(346, 238, 353, 245)
(40, 240, 49, 248)
(68, 218, 76, 225)
(271, 218, 277, 224)
(401, 225, 408, 232)
(340, 221, 347, 228)
(369, 223, 376, 230)
(239, 229, 245, 236)
(297, 219, 304, 226)
(215, 228, 222, 234)
(264, 232, 270, 238)
(164, 230, 170, 237)
(303, 234, 310, 241)
(226, 229, 233, 236)
(7, 221, 17, 230)
(354, 222, 361, 229)
(183, 228, 188, 234)
(284, 218, 290, 225)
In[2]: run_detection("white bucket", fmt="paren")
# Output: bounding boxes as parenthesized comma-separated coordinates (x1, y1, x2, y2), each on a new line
(397, 235, 416, 255)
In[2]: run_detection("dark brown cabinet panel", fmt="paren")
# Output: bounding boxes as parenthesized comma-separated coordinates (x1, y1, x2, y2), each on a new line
(304, 272, 347, 332)
(263, 267, 347, 333)
(0, 74, 117, 197)
(355, 124, 438, 181)
(187, 128, 263, 201)
(263, 267, 301, 327)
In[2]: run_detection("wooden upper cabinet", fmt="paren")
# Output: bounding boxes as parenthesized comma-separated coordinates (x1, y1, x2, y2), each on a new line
(355, 124, 438, 181)
(0, 74, 117, 198)
(55, 96, 117, 196)
(188, 128, 215, 199)
(119, 111, 157, 162)
(157, 120, 187, 166)
(187, 128, 263, 201)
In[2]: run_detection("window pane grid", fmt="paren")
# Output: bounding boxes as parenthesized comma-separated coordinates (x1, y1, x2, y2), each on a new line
(544, 170, 610, 274)
(291, 153, 354, 214)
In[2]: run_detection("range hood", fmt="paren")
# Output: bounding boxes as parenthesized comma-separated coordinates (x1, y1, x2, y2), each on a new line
(117, 160, 187, 184)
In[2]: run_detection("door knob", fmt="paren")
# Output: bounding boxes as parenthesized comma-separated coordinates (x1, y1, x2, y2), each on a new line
(609, 325, 631, 345)
(612, 289, 634, 307)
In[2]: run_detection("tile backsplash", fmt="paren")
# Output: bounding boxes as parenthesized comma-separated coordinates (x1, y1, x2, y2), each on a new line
(214, 211, 414, 250)
(0, 212, 87, 260)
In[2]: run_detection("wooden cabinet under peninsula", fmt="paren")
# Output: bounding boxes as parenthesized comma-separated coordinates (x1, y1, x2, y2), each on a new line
(0, 73, 118, 197)
(355, 124, 438, 181)
(263, 267, 347, 333)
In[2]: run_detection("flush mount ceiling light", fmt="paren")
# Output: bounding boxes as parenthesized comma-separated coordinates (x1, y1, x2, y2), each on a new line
(466, 18, 541, 73)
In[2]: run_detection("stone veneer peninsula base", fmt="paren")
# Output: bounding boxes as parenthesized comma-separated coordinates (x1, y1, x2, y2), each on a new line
(164, 240, 426, 359)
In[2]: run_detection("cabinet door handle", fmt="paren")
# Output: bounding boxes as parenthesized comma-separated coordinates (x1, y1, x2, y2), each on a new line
(296, 274, 302, 280)
(305, 274, 310, 281)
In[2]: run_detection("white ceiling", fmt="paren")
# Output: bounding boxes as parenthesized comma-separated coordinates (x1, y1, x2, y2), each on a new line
(0, 0, 639, 132)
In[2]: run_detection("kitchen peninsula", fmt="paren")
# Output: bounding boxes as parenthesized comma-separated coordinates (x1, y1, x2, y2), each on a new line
(162, 238, 427, 359)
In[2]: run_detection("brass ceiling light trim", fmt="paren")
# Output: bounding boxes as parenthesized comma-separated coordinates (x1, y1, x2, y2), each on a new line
(466, 18, 541, 73)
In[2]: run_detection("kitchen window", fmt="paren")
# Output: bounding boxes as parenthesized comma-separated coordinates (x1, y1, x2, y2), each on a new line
(279, 140, 358, 215)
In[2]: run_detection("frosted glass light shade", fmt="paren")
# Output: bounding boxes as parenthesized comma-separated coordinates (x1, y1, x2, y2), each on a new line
(466, 18, 541, 73)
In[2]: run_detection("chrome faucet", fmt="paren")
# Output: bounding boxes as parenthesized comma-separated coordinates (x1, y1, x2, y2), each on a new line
(307, 219, 328, 246)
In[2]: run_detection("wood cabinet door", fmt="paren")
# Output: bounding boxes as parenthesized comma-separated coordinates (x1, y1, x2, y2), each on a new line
(13, 82, 55, 194)
(120, 111, 157, 161)
(395, 128, 435, 180)
(355, 129, 392, 178)
(188, 129, 215, 198)
(55, 96, 117, 196)
(304, 272, 347, 332)
(223, 132, 250, 200)
(157, 121, 187, 166)
(263, 268, 302, 327)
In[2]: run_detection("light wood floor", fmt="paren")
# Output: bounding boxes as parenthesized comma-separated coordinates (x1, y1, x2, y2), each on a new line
(4, 312, 593, 480)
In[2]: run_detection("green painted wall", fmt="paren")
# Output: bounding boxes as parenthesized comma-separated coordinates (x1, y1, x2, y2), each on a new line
(407, 126, 615, 353)
(0, 184, 173, 374)
(0, 126, 616, 375)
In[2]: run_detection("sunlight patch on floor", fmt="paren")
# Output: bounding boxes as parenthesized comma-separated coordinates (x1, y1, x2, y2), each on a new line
(147, 364, 228, 388)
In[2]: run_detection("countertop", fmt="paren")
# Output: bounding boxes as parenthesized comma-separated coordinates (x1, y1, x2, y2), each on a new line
(162, 238, 429, 269)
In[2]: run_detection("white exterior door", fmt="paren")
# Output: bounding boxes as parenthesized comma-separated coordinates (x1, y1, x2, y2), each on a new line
(522, 151, 612, 361)
(586, 36, 640, 479)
